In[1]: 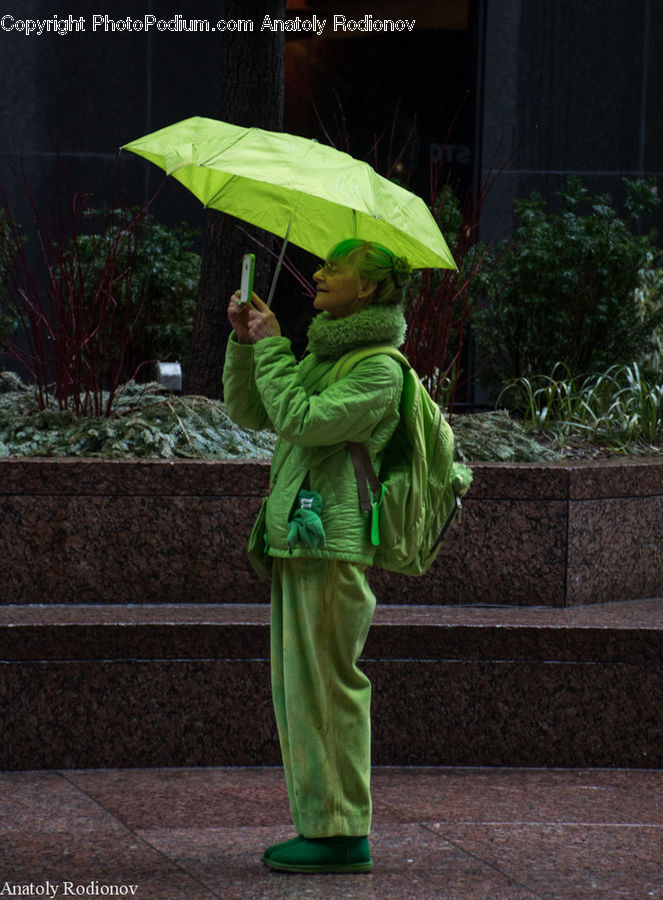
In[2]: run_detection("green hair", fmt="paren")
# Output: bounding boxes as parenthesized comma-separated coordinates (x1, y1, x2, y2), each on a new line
(327, 239, 412, 306)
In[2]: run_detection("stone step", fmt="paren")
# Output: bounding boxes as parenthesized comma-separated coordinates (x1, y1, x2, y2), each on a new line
(2, 599, 662, 771)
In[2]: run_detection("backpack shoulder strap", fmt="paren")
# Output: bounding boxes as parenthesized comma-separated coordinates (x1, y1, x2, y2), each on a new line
(330, 345, 409, 543)
(329, 344, 410, 384)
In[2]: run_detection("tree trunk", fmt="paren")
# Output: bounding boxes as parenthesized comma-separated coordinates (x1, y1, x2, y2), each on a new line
(187, 0, 285, 397)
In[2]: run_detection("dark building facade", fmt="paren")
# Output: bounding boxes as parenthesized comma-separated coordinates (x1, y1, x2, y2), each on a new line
(478, 0, 661, 240)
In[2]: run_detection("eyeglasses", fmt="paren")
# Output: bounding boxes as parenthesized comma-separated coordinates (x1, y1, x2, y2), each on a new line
(314, 261, 342, 277)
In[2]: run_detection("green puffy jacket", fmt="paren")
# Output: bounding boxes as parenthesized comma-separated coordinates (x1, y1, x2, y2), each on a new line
(223, 318, 404, 565)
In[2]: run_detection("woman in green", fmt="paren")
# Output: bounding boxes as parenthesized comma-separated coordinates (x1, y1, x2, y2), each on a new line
(223, 239, 410, 874)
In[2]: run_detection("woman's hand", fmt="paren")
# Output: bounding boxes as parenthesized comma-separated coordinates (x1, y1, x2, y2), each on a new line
(228, 292, 281, 343)
(247, 294, 282, 342)
(228, 291, 252, 343)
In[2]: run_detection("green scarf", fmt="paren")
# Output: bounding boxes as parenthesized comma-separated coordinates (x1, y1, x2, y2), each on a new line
(306, 305, 407, 360)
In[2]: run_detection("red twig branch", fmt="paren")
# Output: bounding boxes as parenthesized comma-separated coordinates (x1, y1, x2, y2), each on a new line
(0, 161, 160, 416)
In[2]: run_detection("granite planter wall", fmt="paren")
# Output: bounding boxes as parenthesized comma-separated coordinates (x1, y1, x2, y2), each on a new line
(1, 457, 662, 608)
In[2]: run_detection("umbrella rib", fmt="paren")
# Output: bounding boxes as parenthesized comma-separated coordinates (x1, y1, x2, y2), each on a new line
(194, 126, 253, 169)
(204, 173, 240, 209)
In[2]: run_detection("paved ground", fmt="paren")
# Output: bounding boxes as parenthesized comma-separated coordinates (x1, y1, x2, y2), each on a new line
(1, 766, 662, 899)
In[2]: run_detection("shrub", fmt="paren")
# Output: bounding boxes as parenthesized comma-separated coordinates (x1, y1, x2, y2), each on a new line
(0, 375, 276, 459)
(68, 210, 200, 377)
(0, 191, 147, 415)
(1, 176, 199, 415)
(473, 176, 662, 389)
(403, 176, 497, 408)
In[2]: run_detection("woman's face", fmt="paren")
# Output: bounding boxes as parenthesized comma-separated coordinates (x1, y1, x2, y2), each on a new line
(312, 261, 375, 318)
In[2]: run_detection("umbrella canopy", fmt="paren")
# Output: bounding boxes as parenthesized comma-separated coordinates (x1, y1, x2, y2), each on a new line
(122, 117, 456, 271)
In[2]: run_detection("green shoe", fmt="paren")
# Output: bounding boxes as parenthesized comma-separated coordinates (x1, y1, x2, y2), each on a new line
(262, 835, 304, 863)
(264, 835, 372, 874)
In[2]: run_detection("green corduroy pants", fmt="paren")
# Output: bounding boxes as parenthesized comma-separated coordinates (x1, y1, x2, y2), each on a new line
(270, 556, 377, 838)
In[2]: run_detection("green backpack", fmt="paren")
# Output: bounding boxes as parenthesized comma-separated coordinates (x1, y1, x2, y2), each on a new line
(330, 345, 472, 576)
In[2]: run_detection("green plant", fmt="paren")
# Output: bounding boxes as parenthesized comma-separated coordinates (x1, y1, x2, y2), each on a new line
(502, 362, 663, 452)
(69, 210, 200, 376)
(634, 249, 663, 374)
(474, 176, 663, 389)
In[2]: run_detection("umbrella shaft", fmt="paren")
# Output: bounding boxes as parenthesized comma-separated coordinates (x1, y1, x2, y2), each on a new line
(266, 215, 293, 308)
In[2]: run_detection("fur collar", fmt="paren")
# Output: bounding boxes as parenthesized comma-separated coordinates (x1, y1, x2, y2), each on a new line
(306, 305, 407, 360)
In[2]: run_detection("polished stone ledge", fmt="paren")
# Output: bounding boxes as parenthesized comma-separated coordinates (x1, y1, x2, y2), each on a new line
(1, 600, 662, 770)
(1, 457, 662, 606)
(1, 599, 663, 663)
(0, 458, 270, 496)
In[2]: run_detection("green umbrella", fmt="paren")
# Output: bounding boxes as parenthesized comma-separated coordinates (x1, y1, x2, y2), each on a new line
(122, 116, 456, 300)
